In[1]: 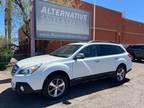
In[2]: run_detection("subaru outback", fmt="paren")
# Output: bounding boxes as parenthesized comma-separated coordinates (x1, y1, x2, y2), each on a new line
(11, 41, 132, 99)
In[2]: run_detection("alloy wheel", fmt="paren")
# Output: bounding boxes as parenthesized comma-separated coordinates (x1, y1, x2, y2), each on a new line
(116, 67, 126, 82)
(48, 78, 66, 98)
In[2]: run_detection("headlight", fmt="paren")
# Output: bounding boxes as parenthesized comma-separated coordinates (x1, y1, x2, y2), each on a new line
(18, 69, 31, 75)
(17, 64, 42, 75)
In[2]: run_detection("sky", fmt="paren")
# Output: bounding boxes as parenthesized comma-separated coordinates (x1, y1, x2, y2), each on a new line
(0, 1, 5, 36)
(0, 0, 144, 40)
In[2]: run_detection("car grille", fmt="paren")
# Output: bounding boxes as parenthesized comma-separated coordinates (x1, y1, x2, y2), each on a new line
(11, 65, 19, 76)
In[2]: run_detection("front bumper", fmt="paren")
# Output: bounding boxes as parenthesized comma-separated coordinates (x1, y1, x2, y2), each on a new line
(11, 74, 44, 93)
(11, 82, 36, 93)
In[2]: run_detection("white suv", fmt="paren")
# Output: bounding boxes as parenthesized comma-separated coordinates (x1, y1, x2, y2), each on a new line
(11, 41, 132, 99)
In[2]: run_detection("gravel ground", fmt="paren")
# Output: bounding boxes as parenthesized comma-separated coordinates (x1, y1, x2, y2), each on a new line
(0, 62, 144, 108)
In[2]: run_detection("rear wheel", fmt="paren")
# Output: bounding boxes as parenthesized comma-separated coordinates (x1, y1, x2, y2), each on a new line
(115, 66, 126, 82)
(42, 74, 69, 100)
(137, 58, 141, 62)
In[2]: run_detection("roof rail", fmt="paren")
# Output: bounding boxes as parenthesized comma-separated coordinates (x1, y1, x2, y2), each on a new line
(88, 40, 119, 44)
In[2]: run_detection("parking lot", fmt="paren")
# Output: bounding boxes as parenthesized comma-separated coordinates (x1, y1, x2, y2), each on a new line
(0, 62, 144, 108)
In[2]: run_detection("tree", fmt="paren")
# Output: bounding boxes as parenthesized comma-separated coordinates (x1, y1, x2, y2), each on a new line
(0, 36, 11, 47)
(0, 0, 2, 5)
(0, 36, 13, 69)
(4, 0, 30, 41)
(5, 0, 12, 41)
(12, 0, 30, 38)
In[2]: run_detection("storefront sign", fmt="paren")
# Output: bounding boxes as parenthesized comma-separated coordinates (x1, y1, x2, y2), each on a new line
(35, 0, 90, 41)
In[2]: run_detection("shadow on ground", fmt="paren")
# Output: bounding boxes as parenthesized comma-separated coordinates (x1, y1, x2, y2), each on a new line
(0, 78, 129, 108)
(0, 67, 6, 71)
(0, 78, 11, 84)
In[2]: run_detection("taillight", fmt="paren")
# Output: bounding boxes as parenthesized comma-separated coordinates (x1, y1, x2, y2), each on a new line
(128, 53, 132, 59)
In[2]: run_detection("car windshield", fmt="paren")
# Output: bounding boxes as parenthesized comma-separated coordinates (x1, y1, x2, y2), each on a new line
(50, 44, 82, 58)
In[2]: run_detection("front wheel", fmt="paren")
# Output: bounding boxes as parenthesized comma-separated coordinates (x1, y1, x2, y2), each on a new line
(115, 66, 126, 82)
(42, 74, 69, 100)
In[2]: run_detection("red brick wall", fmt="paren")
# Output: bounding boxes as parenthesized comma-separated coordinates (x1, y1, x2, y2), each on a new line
(122, 19, 144, 33)
(96, 6, 122, 30)
(121, 19, 144, 44)
(95, 6, 122, 42)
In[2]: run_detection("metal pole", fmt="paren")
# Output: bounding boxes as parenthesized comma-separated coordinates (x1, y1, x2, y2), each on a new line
(30, 0, 35, 56)
(93, 1, 96, 40)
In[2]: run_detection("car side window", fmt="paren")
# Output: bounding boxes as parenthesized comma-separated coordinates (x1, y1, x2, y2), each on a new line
(97, 45, 125, 56)
(142, 46, 144, 49)
(79, 45, 98, 58)
(133, 46, 139, 49)
(139, 45, 144, 50)
(132, 45, 144, 50)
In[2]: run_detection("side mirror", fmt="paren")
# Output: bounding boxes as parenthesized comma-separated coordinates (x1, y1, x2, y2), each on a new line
(74, 53, 85, 60)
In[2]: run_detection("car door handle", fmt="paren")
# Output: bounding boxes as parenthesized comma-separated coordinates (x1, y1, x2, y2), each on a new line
(94, 60, 100, 63)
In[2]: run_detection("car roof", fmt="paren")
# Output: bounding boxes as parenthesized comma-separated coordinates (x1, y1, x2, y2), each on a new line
(69, 41, 121, 46)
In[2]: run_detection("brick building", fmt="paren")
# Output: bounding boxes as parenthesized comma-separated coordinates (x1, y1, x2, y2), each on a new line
(19, 0, 144, 54)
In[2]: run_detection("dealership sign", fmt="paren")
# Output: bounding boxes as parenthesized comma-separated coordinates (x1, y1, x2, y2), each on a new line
(35, 0, 90, 41)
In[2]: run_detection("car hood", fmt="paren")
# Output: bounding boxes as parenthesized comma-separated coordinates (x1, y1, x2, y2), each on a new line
(17, 55, 65, 68)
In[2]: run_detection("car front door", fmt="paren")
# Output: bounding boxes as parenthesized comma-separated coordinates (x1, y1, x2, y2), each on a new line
(73, 45, 102, 78)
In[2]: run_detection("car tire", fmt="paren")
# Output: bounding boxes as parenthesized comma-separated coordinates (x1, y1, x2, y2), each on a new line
(42, 74, 69, 100)
(131, 55, 135, 61)
(115, 66, 126, 83)
(137, 58, 141, 62)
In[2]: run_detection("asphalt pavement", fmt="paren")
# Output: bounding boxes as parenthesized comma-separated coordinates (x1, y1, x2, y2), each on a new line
(0, 62, 144, 108)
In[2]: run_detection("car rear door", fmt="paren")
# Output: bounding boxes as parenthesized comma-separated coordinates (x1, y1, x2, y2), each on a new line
(137, 45, 144, 58)
(131, 45, 143, 58)
(96, 44, 125, 73)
